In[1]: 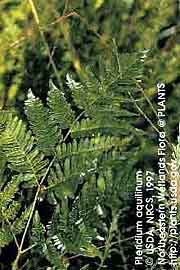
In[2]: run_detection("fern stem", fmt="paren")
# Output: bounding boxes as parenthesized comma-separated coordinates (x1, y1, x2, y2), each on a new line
(134, 79, 157, 117)
(97, 213, 119, 270)
(12, 188, 40, 270)
(28, 0, 63, 89)
(63, 111, 85, 142)
(133, 80, 174, 152)
(63, 0, 70, 15)
(21, 244, 37, 254)
(12, 157, 55, 270)
(4, 218, 20, 249)
(128, 91, 173, 151)
(118, 232, 128, 270)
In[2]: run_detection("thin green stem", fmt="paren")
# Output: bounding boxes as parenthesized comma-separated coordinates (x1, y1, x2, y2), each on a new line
(12, 157, 55, 270)
(28, 0, 63, 89)
(97, 213, 119, 270)
(128, 91, 173, 151)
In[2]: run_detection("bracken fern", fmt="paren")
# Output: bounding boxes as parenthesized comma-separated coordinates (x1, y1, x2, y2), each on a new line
(0, 50, 150, 270)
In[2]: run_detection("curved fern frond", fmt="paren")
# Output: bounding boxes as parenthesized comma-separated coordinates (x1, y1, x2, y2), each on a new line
(47, 197, 102, 258)
(2, 201, 21, 222)
(25, 90, 60, 155)
(48, 157, 97, 200)
(71, 118, 142, 138)
(66, 50, 148, 122)
(0, 174, 21, 210)
(48, 81, 75, 129)
(0, 207, 32, 248)
(0, 229, 12, 247)
(56, 135, 121, 160)
(0, 113, 48, 178)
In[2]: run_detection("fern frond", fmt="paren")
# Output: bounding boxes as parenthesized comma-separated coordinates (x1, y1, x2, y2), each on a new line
(31, 211, 46, 245)
(48, 158, 97, 200)
(66, 73, 90, 111)
(0, 207, 32, 247)
(48, 162, 75, 199)
(49, 135, 136, 201)
(11, 207, 32, 235)
(2, 201, 21, 222)
(0, 174, 21, 210)
(0, 50, 149, 267)
(0, 113, 48, 178)
(48, 81, 75, 129)
(25, 90, 60, 155)
(71, 118, 140, 137)
(47, 197, 101, 258)
(44, 241, 68, 270)
(97, 154, 138, 208)
(66, 51, 147, 125)
(0, 228, 12, 247)
(56, 135, 121, 160)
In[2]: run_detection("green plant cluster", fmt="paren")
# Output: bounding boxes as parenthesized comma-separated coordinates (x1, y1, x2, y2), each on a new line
(0, 1, 179, 140)
(0, 1, 179, 269)
(0, 51, 152, 270)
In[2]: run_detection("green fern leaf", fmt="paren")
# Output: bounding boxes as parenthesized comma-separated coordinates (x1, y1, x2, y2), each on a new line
(25, 90, 60, 155)
(66, 51, 147, 123)
(11, 207, 32, 235)
(2, 201, 21, 222)
(56, 135, 121, 160)
(48, 81, 75, 129)
(0, 228, 12, 247)
(0, 113, 48, 178)
(71, 118, 137, 137)
(0, 174, 21, 209)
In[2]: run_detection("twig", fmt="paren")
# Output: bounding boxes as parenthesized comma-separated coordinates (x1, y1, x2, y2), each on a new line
(97, 212, 119, 270)
(128, 91, 173, 151)
(63, 0, 70, 15)
(28, 0, 63, 89)
(47, 11, 102, 40)
(134, 79, 157, 117)
(5, 219, 20, 249)
(21, 244, 37, 254)
(12, 157, 55, 270)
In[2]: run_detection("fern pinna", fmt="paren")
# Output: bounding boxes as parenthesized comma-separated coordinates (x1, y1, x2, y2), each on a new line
(0, 50, 148, 270)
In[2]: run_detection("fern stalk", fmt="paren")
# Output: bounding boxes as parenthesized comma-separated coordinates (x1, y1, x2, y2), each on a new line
(97, 211, 119, 270)
(12, 157, 55, 270)
(28, 0, 63, 89)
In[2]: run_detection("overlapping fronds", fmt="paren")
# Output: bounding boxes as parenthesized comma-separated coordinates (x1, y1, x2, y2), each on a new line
(0, 50, 150, 269)
(0, 172, 34, 248)
(0, 207, 31, 248)
(66, 51, 148, 126)
(0, 112, 48, 177)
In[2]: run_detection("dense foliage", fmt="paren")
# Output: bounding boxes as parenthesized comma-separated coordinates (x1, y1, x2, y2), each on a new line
(0, 1, 179, 269)
(0, 51, 150, 269)
(0, 1, 179, 138)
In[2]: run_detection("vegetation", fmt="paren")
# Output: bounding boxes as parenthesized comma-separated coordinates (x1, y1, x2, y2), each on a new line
(0, 51, 149, 269)
(0, 0, 179, 269)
